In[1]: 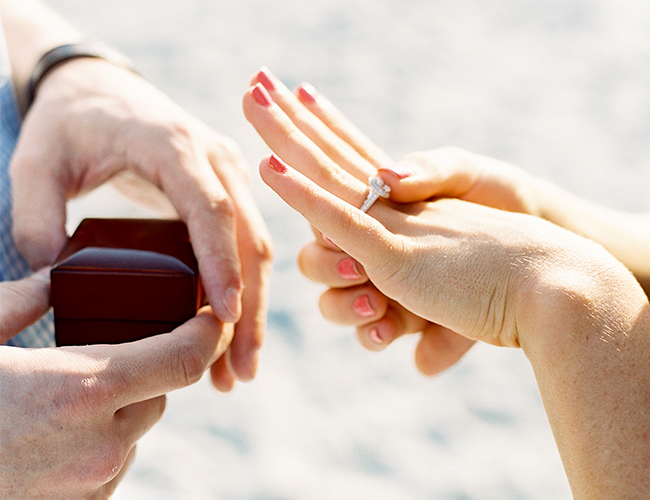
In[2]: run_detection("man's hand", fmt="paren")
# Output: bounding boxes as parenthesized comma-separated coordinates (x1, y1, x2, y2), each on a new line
(10, 58, 272, 390)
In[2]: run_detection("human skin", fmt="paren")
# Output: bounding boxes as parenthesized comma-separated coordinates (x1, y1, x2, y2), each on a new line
(243, 70, 650, 497)
(251, 68, 650, 371)
(2, 0, 273, 389)
(0, 271, 233, 499)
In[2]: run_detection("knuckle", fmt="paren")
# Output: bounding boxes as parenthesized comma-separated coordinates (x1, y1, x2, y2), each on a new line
(204, 194, 236, 221)
(249, 231, 274, 264)
(84, 440, 128, 486)
(59, 373, 117, 420)
(208, 133, 251, 181)
(214, 134, 243, 161)
(171, 339, 209, 387)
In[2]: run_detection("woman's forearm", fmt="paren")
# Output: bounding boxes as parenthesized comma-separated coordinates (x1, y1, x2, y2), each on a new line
(0, 0, 82, 113)
(520, 256, 650, 498)
(534, 178, 650, 295)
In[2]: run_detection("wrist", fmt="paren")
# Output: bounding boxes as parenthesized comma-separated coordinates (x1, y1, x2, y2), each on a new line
(517, 236, 644, 355)
(25, 42, 136, 113)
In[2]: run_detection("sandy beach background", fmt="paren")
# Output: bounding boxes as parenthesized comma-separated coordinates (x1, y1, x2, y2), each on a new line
(48, 0, 650, 498)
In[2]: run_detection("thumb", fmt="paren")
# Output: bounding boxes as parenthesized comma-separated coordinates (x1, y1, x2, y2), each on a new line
(0, 268, 51, 344)
(10, 138, 69, 269)
(104, 307, 234, 409)
(378, 148, 482, 204)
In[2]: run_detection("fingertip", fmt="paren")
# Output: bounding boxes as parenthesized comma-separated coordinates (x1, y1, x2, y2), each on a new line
(268, 153, 289, 174)
(231, 349, 259, 382)
(414, 327, 475, 377)
(255, 66, 277, 91)
(249, 65, 269, 86)
(378, 164, 415, 182)
(356, 317, 397, 352)
(210, 354, 236, 392)
(198, 265, 243, 326)
(13, 222, 67, 269)
(226, 320, 263, 383)
(296, 82, 318, 105)
(376, 164, 419, 203)
(251, 83, 273, 107)
(259, 154, 292, 190)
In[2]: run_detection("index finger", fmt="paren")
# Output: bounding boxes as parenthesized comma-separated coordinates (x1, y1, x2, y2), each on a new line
(259, 154, 395, 273)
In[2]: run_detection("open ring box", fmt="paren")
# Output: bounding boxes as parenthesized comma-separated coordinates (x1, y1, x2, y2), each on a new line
(51, 218, 204, 346)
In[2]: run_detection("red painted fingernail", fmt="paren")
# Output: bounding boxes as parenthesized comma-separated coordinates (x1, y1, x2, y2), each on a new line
(252, 83, 272, 107)
(268, 154, 288, 173)
(256, 67, 276, 91)
(353, 295, 376, 318)
(379, 165, 414, 180)
(297, 83, 317, 104)
(369, 327, 384, 344)
(337, 257, 362, 280)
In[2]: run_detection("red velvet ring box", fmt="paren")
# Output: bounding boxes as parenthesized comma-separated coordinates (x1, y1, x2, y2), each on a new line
(51, 218, 203, 346)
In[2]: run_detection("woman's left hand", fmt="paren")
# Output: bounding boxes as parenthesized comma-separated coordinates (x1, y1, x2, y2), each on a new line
(242, 69, 475, 374)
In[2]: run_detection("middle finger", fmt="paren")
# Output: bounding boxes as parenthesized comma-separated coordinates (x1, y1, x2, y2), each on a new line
(251, 68, 377, 181)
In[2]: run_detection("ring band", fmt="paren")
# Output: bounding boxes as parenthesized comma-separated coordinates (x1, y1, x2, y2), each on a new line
(360, 176, 391, 212)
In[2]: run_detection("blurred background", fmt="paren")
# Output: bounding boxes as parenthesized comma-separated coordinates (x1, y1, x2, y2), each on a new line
(49, 0, 650, 498)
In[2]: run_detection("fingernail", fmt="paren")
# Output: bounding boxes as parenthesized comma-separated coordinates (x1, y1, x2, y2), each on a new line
(252, 83, 272, 107)
(222, 286, 242, 322)
(353, 295, 376, 318)
(369, 327, 384, 344)
(337, 257, 361, 280)
(297, 82, 317, 104)
(269, 154, 288, 173)
(379, 164, 415, 180)
(323, 236, 340, 250)
(256, 67, 276, 91)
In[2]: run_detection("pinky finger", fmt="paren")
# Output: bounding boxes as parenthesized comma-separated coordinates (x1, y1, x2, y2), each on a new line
(415, 324, 476, 377)
(356, 300, 429, 352)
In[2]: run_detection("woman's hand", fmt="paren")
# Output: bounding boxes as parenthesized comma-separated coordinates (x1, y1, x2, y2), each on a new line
(242, 68, 638, 368)
(243, 69, 476, 374)
(244, 68, 650, 497)
(10, 58, 273, 390)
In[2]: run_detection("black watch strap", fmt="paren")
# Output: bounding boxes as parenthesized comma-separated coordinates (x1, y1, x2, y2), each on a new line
(26, 42, 136, 109)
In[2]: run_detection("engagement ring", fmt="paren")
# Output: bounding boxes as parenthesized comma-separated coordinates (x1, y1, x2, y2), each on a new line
(360, 176, 391, 213)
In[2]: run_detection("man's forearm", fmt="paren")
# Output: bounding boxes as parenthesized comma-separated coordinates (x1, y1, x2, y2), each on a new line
(0, 0, 82, 113)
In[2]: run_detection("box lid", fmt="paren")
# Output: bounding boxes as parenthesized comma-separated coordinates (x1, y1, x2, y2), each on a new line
(51, 219, 201, 325)
(55, 218, 198, 272)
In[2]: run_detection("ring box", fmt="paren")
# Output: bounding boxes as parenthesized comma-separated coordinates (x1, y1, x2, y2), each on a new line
(51, 218, 203, 346)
